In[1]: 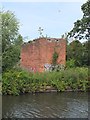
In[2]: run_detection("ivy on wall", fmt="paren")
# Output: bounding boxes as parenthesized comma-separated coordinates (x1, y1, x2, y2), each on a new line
(52, 51, 58, 65)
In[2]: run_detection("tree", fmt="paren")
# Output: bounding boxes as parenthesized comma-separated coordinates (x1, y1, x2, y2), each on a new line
(66, 40, 89, 67)
(1, 10, 19, 52)
(68, 0, 90, 40)
(2, 45, 20, 71)
(2, 34, 23, 71)
(14, 34, 23, 47)
(1, 10, 23, 71)
(67, 40, 84, 66)
(81, 40, 89, 66)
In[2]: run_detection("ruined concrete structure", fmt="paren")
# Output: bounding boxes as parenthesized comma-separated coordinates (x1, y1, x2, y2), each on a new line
(20, 37, 66, 72)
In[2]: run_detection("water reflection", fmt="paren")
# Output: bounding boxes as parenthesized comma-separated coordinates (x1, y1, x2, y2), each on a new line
(2, 92, 88, 118)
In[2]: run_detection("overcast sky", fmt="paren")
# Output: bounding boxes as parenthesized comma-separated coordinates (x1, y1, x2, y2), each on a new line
(2, 2, 86, 41)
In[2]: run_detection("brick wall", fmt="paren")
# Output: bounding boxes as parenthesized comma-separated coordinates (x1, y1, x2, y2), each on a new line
(20, 38, 66, 72)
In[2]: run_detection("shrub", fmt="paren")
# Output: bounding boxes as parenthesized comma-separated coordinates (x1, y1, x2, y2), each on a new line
(2, 67, 88, 95)
(66, 59, 76, 68)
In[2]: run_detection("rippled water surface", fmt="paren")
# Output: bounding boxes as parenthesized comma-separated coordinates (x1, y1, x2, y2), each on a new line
(2, 92, 88, 118)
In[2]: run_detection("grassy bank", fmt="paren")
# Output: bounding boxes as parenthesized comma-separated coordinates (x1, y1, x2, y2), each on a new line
(2, 67, 88, 95)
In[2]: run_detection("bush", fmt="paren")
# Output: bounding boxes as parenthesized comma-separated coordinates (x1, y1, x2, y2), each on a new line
(2, 67, 88, 95)
(66, 59, 76, 68)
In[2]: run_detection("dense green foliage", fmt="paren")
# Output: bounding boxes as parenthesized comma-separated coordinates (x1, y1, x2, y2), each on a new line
(66, 40, 88, 67)
(1, 10, 23, 71)
(2, 67, 88, 95)
(68, 0, 90, 40)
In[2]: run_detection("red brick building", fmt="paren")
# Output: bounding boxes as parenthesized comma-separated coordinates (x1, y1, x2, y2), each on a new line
(20, 37, 66, 72)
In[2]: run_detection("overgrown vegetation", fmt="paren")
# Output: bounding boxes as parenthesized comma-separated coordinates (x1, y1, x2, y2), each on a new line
(52, 51, 58, 65)
(2, 67, 88, 95)
(66, 40, 89, 67)
(1, 1, 89, 96)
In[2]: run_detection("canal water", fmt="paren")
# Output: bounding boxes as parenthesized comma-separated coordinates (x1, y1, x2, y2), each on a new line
(2, 92, 88, 118)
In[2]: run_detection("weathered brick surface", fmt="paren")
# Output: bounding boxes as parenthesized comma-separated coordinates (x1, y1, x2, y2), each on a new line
(20, 38, 66, 72)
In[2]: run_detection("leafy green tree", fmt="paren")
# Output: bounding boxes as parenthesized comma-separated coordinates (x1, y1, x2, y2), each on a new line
(1, 10, 23, 71)
(1, 10, 19, 52)
(2, 45, 20, 70)
(67, 40, 84, 66)
(14, 34, 23, 46)
(66, 40, 89, 67)
(68, 0, 90, 40)
(81, 40, 89, 66)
